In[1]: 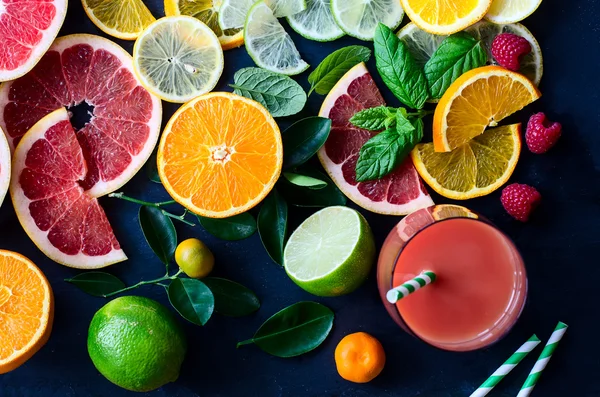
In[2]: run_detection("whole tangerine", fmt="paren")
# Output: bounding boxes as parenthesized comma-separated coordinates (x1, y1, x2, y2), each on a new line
(334, 332, 386, 383)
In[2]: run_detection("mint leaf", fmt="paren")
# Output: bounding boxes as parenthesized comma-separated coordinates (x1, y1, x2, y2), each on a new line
(231, 67, 307, 117)
(355, 114, 423, 182)
(349, 106, 398, 130)
(374, 23, 429, 110)
(424, 32, 487, 100)
(308, 46, 371, 96)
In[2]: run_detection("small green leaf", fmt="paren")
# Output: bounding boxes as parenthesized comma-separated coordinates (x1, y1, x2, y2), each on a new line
(168, 278, 214, 326)
(283, 172, 327, 189)
(197, 213, 257, 241)
(282, 117, 331, 170)
(230, 67, 307, 117)
(308, 45, 372, 95)
(278, 168, 346, 208)
(139, 206, 177, 265)
(145, 150, 161, 184)
(349, 106, 399, 131)
(424, 32, 487, 100)
(237, 301, 334, 357)
(374, 23, 429, 109)
(65, 272, 126, 297)
(258, 189, 287, 265)
(203, 277, 260, 317)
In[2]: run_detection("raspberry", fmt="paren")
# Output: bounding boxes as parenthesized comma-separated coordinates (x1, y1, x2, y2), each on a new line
(491, 33, 532, 71)
(525, 112, 562, 154)
(500, 184, 541, 222)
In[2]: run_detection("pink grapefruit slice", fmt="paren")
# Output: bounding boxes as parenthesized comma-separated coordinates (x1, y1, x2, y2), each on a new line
(0, 129, 9, 207)
(11, 108, 127, 268)
(0, 0, 67, 82)
(318, 62, 434, 215)
(0, 33, 162, 197)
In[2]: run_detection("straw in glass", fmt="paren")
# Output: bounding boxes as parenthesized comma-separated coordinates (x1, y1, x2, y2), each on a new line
(386, 271, 436, 304)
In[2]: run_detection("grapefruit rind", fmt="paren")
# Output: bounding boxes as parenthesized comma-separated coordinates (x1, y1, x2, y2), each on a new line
(157, 92, 283, 219)
(318, 62, 434, 216)
(0, 130, 9, 207)
(0, 0, 68, 82)
(10, 109, 128, 269)
(0, 250, 54, 374)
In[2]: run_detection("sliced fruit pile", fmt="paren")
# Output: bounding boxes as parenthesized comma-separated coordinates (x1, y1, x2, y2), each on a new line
(0, 0, 67, 81)
(4, 34, 161, 268)
(318, 63, 434, 215)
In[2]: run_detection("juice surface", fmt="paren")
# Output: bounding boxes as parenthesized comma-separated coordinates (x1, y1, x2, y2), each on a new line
(393, 218, 523, 346)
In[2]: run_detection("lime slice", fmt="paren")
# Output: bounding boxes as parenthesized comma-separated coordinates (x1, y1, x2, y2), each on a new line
(287, 0, 344, 42)
(485, 0, 543, 24)
(218, 0, 255, 30)
(397, 21, 543, 86)
(244, 1, 309, 75)
(330, 0, 404, 41)
(265, 0, 307, 17)
(133, 16, 224, 103)
(283, 206, 376, 297)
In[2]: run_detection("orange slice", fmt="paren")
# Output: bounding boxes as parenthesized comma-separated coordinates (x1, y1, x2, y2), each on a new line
(413, 124, 521, 200)
(400, 0, 492, 35)
(0, 250, 53, 374)
(433, 66, 540, 152)
(157, 92, 283, 218)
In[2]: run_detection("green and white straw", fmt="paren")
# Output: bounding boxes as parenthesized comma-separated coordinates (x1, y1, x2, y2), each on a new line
(469, 334, 541, 397)
(517, 322, 568, 397)
(386, 271, 436, 304)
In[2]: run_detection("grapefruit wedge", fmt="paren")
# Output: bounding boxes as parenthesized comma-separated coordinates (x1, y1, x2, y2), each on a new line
(0, 130, 9, 207)
(318, 63, 433, 215)
(11, 109, 127, 269)
(0, 0, 67, 82)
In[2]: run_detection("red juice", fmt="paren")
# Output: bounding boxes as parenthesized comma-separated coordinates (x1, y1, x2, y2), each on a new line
(377, 207, 527, 351)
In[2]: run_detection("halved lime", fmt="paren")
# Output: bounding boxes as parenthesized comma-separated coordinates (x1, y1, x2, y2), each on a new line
(265, 0, 307, 17)
(283, 206, 376, 297)
(244, 1, 309, 75)
(397, 21, 543, 86)
(218, 0, 255, 30)
(287, 0, 344, 42)
(330, 0, 404, 41)
(133, 16, 224, 103)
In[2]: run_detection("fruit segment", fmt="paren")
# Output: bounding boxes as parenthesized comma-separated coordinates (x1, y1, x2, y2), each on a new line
(318, 62, 433, 215)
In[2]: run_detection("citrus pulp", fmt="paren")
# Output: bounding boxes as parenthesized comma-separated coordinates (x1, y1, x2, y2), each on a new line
(81, 0, 156, 40)
(400, 0, 492, 35)
(0, 130, 9, 207)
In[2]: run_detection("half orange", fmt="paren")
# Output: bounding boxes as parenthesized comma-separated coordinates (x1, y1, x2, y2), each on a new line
(433, 66, 540, 152)
(157, 92, 283, 218)
(0, 250, 54, 374)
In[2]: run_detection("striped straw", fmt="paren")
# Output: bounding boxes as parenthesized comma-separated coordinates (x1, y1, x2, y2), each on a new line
(386, 271, 436, 304)
(469, 334, 541, 397)
(517, 322, 568, 397)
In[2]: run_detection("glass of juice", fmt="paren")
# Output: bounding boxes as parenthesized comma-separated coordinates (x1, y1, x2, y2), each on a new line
(377, 205, 527, 352)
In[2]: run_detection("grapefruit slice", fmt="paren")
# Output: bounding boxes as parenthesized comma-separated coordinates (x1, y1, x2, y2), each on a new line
(0, 33, 162, 197)
(0, 0, 67, 82)
(0, 130, 9, 207)
(11, 109, 127, 269)
(318, 63, 433, 215)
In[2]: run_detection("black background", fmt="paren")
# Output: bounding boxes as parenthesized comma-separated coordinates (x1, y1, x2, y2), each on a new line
(2, 0, 599, 395)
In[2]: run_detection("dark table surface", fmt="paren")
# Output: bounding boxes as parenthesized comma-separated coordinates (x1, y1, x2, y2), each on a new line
(2, 0, 600, 395)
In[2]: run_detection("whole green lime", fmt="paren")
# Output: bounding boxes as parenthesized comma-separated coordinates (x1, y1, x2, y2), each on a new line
(283, 206, 376, 297)
(87, 296, 187, 392)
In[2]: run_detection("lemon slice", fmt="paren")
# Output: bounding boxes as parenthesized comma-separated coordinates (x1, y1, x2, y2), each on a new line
(133, 16, 224, 103)
(411, 124, 522, 200)
(244, 1, 309, 75)
(219, 0, 306, 30)
(82, 0, 156, 40)
(287, 0, 344, 42)
(397, 21, 543, 86)
(266, 0, 307, 17)
(331, 0, 404, 40)
(165, 0, 244, 50)
(486, 0, 543, 24)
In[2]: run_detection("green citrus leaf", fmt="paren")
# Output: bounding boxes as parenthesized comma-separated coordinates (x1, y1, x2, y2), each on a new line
(308, 45, 371, 95)
(237, 301, 334, 357)
(168, 278, 214, 326)
(282, 117, 331, 170)
(139, 206, 177, 265)
(283, 172, 327, 189)
(277, 168, 346, 207)
(258, 189, 288, 265)
(146, 150, 161, 184)
(197, 212, 257, 241)
(65, 272, 126, 297)
(203, 277, 260, 317)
